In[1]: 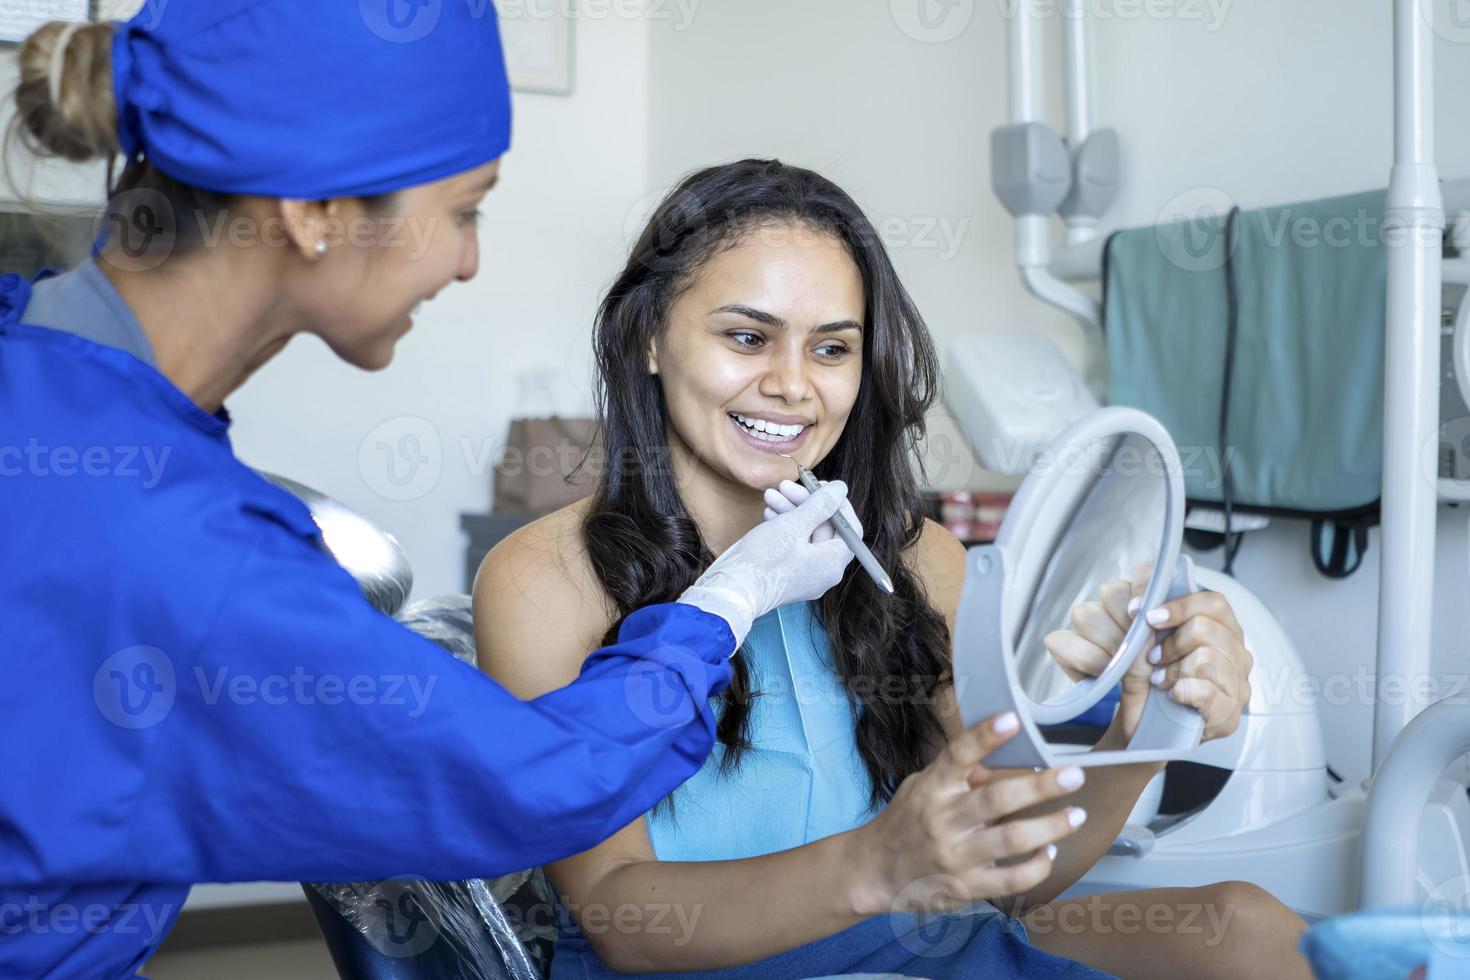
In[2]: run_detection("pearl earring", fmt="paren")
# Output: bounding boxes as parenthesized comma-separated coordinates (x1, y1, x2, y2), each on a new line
(314, 241, 328, 255)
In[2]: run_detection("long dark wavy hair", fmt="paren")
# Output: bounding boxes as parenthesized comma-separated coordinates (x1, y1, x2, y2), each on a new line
(584, 159, 950, 808)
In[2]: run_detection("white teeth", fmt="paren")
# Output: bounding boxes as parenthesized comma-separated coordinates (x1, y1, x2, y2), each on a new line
(732, 414, 807, 442)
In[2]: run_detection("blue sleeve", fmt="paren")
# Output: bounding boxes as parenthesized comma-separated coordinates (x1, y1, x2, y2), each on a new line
(116, 528, 734, 885)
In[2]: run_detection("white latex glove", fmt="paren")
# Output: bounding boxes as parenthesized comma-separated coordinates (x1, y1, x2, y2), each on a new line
(761, 479, 864, 544)
(679, 481, 858, 649)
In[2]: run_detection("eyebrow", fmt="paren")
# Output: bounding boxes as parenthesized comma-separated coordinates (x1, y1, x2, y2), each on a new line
(711, 303, 863, 336)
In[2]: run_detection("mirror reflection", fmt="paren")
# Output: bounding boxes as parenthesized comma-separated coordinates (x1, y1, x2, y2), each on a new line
(1010, 432, 1170, 709)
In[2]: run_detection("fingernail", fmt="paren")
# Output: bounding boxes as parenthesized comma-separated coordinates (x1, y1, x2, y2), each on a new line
(1150, 667, 1165, 686)
(1057, 766, 1085, 790)
(1146, 608, 1170, 627)
(1127, 596, 1142, 616)
(1067, 807, 1088, 828)
(1045, 843, 1058, 860)
(993, 711, 1019, 734)
(1147, 646, 1161, 665)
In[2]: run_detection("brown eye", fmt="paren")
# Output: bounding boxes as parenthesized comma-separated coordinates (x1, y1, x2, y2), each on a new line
(728, 331, 764, 349)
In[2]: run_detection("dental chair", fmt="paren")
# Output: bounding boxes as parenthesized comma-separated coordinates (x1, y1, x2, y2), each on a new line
(263, 474, 557, 979)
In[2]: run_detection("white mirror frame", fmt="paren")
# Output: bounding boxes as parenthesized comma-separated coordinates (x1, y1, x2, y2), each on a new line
(954, 407, 1206, 768)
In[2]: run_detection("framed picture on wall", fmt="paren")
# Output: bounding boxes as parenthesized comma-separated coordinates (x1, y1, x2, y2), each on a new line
(0, 0, 92, 45)
(500, 2, 575, 96)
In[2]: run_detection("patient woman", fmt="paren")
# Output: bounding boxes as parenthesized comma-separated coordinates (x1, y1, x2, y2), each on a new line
(474, 160, 1311, 979)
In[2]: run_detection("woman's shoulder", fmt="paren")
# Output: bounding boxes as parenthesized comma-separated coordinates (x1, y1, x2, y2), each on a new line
(903, 518, 969, 630)
(471, 496, 618, 696)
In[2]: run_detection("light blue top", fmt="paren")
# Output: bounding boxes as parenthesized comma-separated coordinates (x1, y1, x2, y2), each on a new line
(550, 603, 1031, 980)
(646, 601, 879, 862)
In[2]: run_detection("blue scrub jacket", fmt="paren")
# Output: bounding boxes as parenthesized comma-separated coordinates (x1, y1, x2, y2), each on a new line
(0, 274, 734, 978)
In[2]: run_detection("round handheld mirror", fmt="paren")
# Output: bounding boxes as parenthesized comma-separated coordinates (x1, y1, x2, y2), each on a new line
(954, 407, 1205, 768)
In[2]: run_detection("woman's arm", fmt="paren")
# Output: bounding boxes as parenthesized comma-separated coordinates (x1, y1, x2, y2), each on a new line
(475, 513, 1082, 973)
(474, 513, 882, 971)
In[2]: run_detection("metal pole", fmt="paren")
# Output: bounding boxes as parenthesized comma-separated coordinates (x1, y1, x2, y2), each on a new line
(1374, 0, 1444, 772)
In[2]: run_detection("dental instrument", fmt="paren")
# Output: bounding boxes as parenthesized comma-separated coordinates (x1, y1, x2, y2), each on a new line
(782, 455, 895, 594)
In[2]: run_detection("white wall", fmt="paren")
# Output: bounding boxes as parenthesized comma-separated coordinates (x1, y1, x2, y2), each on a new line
(643, 0, 1470, 783)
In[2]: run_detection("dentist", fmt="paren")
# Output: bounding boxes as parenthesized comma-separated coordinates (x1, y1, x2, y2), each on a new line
(0, 3, 856, 977)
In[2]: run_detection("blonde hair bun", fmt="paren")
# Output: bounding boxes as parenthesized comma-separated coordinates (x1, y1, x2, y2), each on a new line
(14, 20, 120, 163)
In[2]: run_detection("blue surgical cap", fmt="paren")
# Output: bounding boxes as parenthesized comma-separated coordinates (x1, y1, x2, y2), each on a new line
(111, 0, 513, 199)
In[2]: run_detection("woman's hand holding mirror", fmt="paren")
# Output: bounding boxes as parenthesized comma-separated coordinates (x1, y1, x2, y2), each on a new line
(1042, 561, 1254, 743)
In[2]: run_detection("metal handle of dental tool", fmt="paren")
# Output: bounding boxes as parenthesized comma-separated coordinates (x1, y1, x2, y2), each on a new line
(786, 459, 895, 594)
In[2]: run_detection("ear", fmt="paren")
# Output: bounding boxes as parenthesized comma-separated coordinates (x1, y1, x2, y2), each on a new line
(646, 338, 659, 376)
(277, 199, 341, 261)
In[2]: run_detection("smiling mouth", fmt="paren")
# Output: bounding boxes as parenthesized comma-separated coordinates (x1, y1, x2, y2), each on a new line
(728, 412, 812, 451)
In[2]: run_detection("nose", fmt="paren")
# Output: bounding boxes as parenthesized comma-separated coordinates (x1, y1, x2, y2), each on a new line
(758, 345, 812, 404)
(457, 233, 480, 283)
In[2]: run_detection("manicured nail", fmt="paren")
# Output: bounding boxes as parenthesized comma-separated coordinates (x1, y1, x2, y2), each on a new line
(994, 711, 1019, 734)
(1150, 667, 1165, 686)
(1067, 807, 1088, 828)
(1057, 766, 1085, 790)
(1127, 596, 1142, 616)
(1147, 646, 1162, 665)
(1146, 608, 1170, 627)
(1046, 843, 1058, 860)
